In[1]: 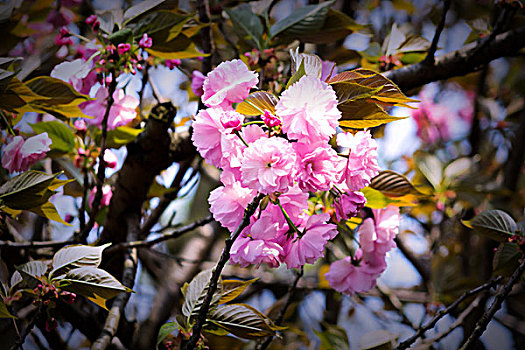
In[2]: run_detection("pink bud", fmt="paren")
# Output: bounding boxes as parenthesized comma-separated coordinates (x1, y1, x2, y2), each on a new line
(262, 110, 281, 127)
(165, 59, 181, 69)
(74, 119, 87, 131)
(139, 33, 152, 48)
(118, 43, 131, 55)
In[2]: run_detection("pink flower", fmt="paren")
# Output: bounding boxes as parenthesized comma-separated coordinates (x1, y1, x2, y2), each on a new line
(166, 59, 181, 69)
(103, 149, 118, 169)
(220, 110, 244, 130)
(275, 75, 340, 143)
(262, 110, 281, 127)
(337, 130, 380, 191)
(139, 33, 152, 48)
(209, 175, 257, 232)
(118, 43, 131, 55)
(230, 235, 283, 268)
(85, 15, 99, 30)
(202, 59, 258, 108)
(81, 88, 139, 130)
(89, 185, 112, 208)
(220, 125, 266, 180)
(325, 253, 379, 295)
(241, 137, 296, 194)
(191, 107, 228, 168)
(2, 133, 52, 173)
(51, 58, 96, 95)
(293, 142, 340, 192)
(334, 191, 366, 221)
(74, 119, 87, 131)
(191, 70, 205, 97)
(283, 213, 337, 269)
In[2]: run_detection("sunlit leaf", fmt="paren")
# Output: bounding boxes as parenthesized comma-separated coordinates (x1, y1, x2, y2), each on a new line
(290, 48, 323, 78)
(0, 171, 60, 210)
(207, 303, 285, 340)
(49, 243, 111, 279)
(331, 82, 381, 105)
(24, 76, 89, 106)
(236, 91, 278, 116)
(370, 170, 424, 197)
(383, 23, 406, 57)
(59, 266, 132, 310)
(220, 278, 258, 304)
(28, 201, 70, 226)
(182, 269, 222, 322)
(0, 299, 16, 319)
(286, 59, 306, 89)
(30, 121, 75, 155)
(361, 187, 416, 209)
(466, 210, 518, 243)
(105, 126, 144, 148)
(131, 10, 191, 38)
(338, 101, 406, 129)
(493, 242, 521, 277)
(123, 0, 166, 24)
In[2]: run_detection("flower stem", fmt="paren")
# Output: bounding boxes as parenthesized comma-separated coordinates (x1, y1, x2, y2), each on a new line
(242, 121, 265, 127)
(234, 129, 249, 147)
(277, 200, 302, 237)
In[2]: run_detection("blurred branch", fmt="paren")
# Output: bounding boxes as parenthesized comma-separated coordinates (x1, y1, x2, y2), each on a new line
(183, 193, 264, 350)
(91, 215, 139, 350)
(394, 236, 430, 287)
(395, 276, 502, 350)
(257, 267, 304, 350)
(460, 257, 525, 350)
(9, 304, 43, 350)
(424, 0, 451, 65)
(385, 26, 525, 92)
(503, 110, 525, 192)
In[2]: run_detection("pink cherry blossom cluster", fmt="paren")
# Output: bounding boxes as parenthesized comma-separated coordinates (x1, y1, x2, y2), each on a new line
(191, 58, 394, 286)
(1, 133, 52, 173)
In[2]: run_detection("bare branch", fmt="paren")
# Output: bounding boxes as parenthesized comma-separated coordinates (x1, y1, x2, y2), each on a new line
(424, 0, 451, 65)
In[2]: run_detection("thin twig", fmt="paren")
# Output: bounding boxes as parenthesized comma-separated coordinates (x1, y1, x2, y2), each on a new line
(395, 276, 502, 350)
(183, 193, 264, 350)
(76, 73, 118, 243)
(460, 258, 525, 350)
(257, 267, 304, 350)
(424, 0, 451, 65)
(10, 305, 43, 350)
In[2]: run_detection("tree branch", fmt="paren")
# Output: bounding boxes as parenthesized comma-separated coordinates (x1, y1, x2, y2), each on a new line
(385, 26, 525, 92)
(395, 276, 502, 350)
(423, 0, 451, 65)
(183, 193, 264, 350)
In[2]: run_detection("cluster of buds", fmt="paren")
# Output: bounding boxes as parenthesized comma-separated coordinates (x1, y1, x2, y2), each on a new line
(86, 15, 100, 32)
(73, 147, 99, 169)
(32, 280, 76, 308)
(244, 48, 277, 67)
(55, 26, 73, 46)
(378, 54, 402, 71)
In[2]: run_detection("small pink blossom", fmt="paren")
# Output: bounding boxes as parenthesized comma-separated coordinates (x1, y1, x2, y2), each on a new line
(337, 130, 380, 191)
(262, 110, 281, 127)
(74, 119, 87, 131)
(325, 253, 379, 295)
(103, 149, 118, 169)
(230, 235, 283, 268)
(293, 142, 340, 192)
(118, 43, 131, 55)
(191, 70, 205, 97)
(85, 15, 99, 30)
(202, 59, 258, 108)
(283, 213, 337, 269)
(276, 75, 340, 143)
(191, 107, 228, 168)
(89, 185, 112, 208)
(241, 137, 296, 194)
(166, 59, 181, 69)
(334, 191, 366, 221)
(139, 33, 152, 48)
(2, 133, 52, 173)
(220, 125, 266, 180)
(220, 110, 244, 130)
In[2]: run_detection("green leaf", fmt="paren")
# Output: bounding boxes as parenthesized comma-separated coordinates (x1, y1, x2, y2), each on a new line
(493, 242, 521, 277)
(286, 59, 306, 90)
(146, 34, 206, 59)
(416, 153, 443, 191)
(220, 278, 258, 304)
(182, 269, 222, 322)
(225, 4, 264, 50)
(30, 121, 75, 155)
(299, 8, 365, 44)
(331, 82, 382, 105)
(24, 76, 89, 106)
(467, 210, 518, 243)
(0, 76, 44, 113)
(157, 320, 181, 346)
(0, 298, 16, 319)
(131, 10, 191, 38)
(207, 303, 285, 340)
(0, 171, 60, 210)
(359, 330, 396, 350)
(49, 243, 111, 279)
(270, 1, 334, 38)
(338, 101, 406, 129)
(361, 187, 415, 209)
(236, 91, 279, 116)
(370, 170, 424, 197)
(106, 126, 143, 148)
(16, 260, 50, 283)
(59, 266, 132, 310)
(315, 323, 349, 350)
(108, 28, 133, 45)
(123, 0, 166, 24)
(28, 201, 70, 226)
